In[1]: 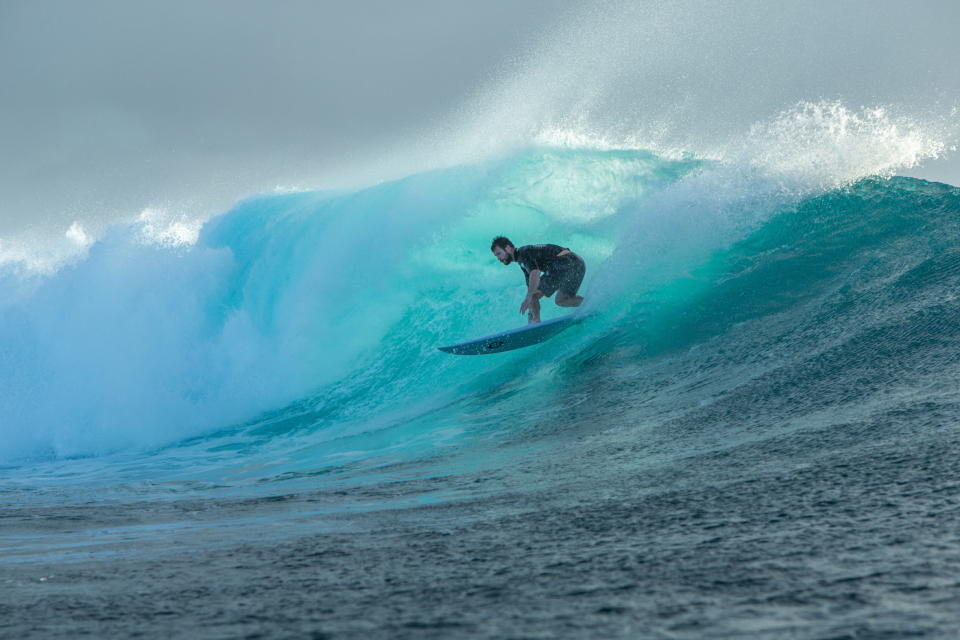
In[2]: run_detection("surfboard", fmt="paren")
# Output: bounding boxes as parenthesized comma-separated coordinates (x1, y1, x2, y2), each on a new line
(438, 313, 580, 355)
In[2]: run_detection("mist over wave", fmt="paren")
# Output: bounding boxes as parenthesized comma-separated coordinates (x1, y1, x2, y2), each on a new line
(4, 0, 959, 273)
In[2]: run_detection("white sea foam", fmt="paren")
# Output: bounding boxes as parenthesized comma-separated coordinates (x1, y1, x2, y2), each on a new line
(736, 101, 952, 193)
(136, 208, 203, 247)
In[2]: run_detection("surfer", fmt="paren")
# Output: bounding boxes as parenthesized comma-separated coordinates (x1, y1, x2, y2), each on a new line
(491, 236, 585, 324)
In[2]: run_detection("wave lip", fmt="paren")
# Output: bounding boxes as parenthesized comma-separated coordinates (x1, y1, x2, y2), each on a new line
(738, 101, 951, 192)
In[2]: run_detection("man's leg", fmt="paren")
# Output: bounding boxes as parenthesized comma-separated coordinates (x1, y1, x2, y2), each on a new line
(553, 258, 585, 308)
(555, 292, 583, 307)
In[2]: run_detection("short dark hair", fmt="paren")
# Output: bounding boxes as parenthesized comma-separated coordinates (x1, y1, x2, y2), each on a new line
(491, 236, 514, 251)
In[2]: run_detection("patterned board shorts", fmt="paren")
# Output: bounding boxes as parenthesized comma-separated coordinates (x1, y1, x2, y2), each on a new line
(538, 255, 586, 297)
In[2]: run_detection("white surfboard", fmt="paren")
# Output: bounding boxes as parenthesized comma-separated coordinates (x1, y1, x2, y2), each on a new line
(438, 313, 580, 355)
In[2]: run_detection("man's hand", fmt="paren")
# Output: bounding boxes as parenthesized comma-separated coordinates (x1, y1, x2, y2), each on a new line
(520, 294, 534, 315)
(520, 292, 541, 323)
(520, 269, 542, 323)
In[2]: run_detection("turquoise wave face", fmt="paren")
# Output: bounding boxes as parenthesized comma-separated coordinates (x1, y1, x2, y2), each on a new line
(0, 147, 699, 463)
(2, 147, 959, 498)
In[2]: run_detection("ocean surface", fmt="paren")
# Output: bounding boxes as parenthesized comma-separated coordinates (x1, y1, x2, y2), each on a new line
(3, 109, 960, 637)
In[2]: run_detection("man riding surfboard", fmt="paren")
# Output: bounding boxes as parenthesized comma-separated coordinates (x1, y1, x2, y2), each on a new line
(490, 236, 585, 324)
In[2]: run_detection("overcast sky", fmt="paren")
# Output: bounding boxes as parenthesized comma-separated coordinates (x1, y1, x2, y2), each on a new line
(2, 0, 959, 252)
(0, 0, 580, 242)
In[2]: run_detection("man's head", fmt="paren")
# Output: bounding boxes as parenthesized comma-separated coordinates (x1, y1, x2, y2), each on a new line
(491, 236, 515, 265)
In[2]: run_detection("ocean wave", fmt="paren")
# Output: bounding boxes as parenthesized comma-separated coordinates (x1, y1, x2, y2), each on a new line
(0, 104, 955, 472)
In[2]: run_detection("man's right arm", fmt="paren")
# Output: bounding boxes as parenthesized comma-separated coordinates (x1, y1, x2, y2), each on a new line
(520, 269, 542, 316)
(526, 269, 542, 296)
